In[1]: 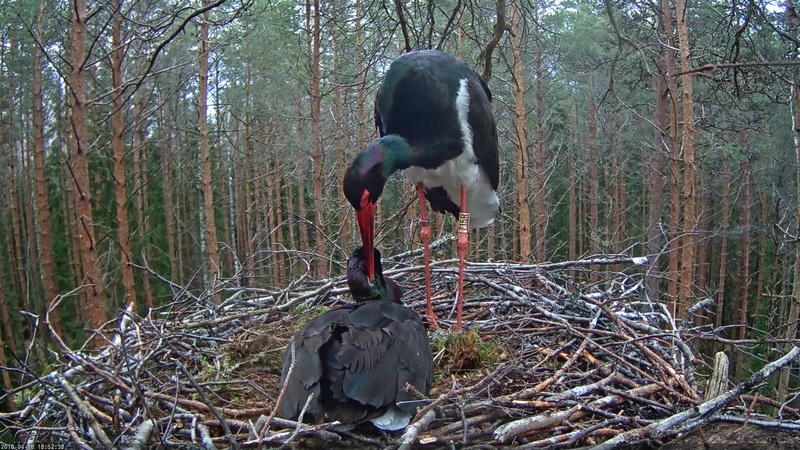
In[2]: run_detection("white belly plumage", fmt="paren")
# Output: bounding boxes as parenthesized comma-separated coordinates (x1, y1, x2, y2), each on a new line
(403, 157, 499, 229)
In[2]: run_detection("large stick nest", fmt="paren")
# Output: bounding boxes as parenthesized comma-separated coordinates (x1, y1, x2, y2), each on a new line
(3, 247, 800, 449)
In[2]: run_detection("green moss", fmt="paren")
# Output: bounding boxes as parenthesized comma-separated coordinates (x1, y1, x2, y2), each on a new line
(430, 328, 507, 378)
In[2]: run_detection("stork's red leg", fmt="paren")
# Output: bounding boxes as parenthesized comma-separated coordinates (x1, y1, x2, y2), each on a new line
(417, 183, 438, 329)
(456, 186, 469, 333)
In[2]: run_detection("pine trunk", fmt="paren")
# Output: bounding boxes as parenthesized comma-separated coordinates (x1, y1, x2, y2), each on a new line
(510, 1, 531, 263)
(660, 0, 681, 314)
(737, 159, 751, 342)
(778, 69, 800, 403)
(69, 0, 106, 340)
(676, 0, 697, 317)
(243, 94, 255, 285)
(333, 0, 349, 258)
(198, 3, 221, 301)
(532, 29, 547, 262)
(273, 148, 285, 285)
(111, 2, 137, 309)
(588, 76, 599, 281)
(0, 277, 15, 410)
(134, 98, 153, 308)
(755, 190, 768, 325)
(160, 120, 179, 283)
(7, 30, 30, 316)
(309, 0, 326, 278)
(715, 158, 730, 330)
(33, 6, 62, 337)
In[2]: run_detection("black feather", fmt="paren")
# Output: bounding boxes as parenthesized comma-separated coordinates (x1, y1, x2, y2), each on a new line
(278, 247, 433, 430)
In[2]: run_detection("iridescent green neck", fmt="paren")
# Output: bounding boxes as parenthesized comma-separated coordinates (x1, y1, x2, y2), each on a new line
(373, 135, 414, 177)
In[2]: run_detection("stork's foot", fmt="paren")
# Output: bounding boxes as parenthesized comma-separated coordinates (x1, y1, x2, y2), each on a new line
(423, 311, 440, 330)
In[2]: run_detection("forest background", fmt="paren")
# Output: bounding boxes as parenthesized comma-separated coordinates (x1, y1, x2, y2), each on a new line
(1, 0, 800, 411)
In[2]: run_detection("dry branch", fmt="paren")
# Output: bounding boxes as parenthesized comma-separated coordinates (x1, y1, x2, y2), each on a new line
(4, 251, 796, 448)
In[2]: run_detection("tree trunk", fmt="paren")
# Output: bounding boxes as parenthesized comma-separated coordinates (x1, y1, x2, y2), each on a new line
(510, 1, 531, 263)
(333, 0, 349, 259)
(676, 0, 697, 317)
(69, 0, 107, 341)
(214, 64, 232, 279)
(755, 190, 768, 326)
(588, 75, 599, 281)
(309, 0, 327, 278)
(734, 168, 751, 380)
(273, 147, 285, 285)
(568, 109, 577, 265)
(777, 64, 800, 403)
(243, 78, 255, 285)
(33, 5, 62, 337)
(737, 158, 752, 365)
(715, 158, 730, 331)
(160, 117, 179, 284)
(264, 123, 279, 286)
(532, 20, 547, 262)
(111, 0, 137, 309)
(198, 2, 221, 301)
(132, 95, 153, 309)
(6, 28, 30, 317)
(660, 0, 681, 315)
(0, 276, 15, 410)
(295, 97, 310, 256)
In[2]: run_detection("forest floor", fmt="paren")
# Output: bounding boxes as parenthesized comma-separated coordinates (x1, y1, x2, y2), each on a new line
(3, 244, 800, 448)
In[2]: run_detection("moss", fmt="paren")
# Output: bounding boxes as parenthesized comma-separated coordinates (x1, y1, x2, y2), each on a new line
(430, 328, 507, 380)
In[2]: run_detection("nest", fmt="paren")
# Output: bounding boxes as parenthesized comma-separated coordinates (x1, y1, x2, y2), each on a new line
(4, 246, 800, 449)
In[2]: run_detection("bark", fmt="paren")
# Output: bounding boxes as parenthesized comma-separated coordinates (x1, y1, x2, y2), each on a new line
(738, 156, 751, 344)
(273, 147, 285, 286)
(588, 76, 599, 282)
(69, 0, 107, 340)
(754, 190, 768, 325)
(660, 0, 681, 315)
(715, 158, 730, 330)
(264, 123, 279, 286)
(64, 119, 86, 322)
(532, 21, 547, 262)
(33, 4, 63, 337)
(111, 0, 137, 309)
(214, 64, 232, 279)
(198, 2, 221, 301)
(0, 252, 15, 409)
(296, 97, 310, 253)
(355, 2, 367, 249)
(333, 0, 350, 258)
(160, 117, 179, 284)
(510, 1, 531, 263)
(736, 159, 751, 380)
(695, 181, 709, 303)
(309, 0, 327, 278)
(24, 141, 40, 319)
(132, 95, 153, 309)
(778, 65, 800, 402)
(243, 75, 254, 285)
(7, 28, 30, 315)
(676, 0, 697, 317)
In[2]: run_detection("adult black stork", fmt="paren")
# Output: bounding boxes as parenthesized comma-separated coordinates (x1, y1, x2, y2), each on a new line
(343, 49, 500, 332)
(278, 246, 433, 431)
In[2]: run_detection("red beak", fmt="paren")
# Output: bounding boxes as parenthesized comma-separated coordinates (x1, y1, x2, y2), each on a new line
(356, 191, 376, 282)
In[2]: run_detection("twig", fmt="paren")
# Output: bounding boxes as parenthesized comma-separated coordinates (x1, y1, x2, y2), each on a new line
(397, 409, 436, 450)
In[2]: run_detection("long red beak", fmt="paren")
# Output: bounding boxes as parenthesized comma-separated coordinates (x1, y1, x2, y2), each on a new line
(356, 192, 376, 282)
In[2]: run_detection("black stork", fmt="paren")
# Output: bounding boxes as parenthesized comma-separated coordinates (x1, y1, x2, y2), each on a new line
(278, 246, 433, 431)
(343, 49, 500, 332)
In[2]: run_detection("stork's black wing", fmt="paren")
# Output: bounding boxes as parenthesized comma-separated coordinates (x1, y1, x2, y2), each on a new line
(278, 302, 433, 426)
(468, 75, 500, 190)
